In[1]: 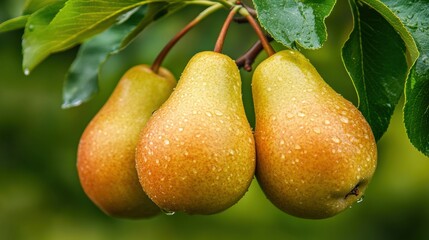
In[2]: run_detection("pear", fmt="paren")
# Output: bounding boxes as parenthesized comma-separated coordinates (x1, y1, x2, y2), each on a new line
(252, 50, 377, 219)
(135, 51, 255, 215)
(77, 65, 176, 218)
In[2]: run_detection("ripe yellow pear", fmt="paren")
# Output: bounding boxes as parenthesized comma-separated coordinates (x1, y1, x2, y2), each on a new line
(252, 50, 377, 219)
(135, 51, 255, 215)
(77, 65, 176, 218)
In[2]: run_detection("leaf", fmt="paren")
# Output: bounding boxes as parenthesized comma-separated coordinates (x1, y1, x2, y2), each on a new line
(0, 1, 67, 33)
(22, 0, 162, 72)
(62, 2, 179, 108)
(342, 0, 408, 141)
(253, 0, 336, 49)
(0, 16, 29, 33)
(22, 2, 66, 74)
(23, 0, 65, 14)
(381, 0, 429, 156)
(360, 0, 418, 64)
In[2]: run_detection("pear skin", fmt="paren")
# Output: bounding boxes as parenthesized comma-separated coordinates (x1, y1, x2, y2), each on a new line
(77, 65, 176, 218)
(135, 51, 255, 215)
(252, 50, 377, 219)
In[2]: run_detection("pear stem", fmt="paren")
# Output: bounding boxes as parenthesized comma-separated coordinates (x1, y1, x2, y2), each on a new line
(239, 7, 275, 57)
(213, 6, 241, 53)
(151, 4, 222, 73)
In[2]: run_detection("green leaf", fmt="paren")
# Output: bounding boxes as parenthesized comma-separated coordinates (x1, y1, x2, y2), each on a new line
(22, 0, 163, 72)
(360, 0, 418, 64)
(0, 0, 67, 33)
(381, 0, 429, 156)
(23, 0, 65, 14)
(62, 2, 181, 108)
(0, 16, 29, 33)
(342, 0, 408, 141)
(253, 0, 336, 49)
(22, 2, 65, 74)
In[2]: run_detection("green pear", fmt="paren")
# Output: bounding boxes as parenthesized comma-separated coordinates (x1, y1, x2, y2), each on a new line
(252, 50, 377, 219)
(135, 51, 255, 215)
(77, 65, 176, 218)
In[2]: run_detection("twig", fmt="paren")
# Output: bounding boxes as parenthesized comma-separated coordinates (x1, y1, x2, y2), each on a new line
(235, 36, 273, 71)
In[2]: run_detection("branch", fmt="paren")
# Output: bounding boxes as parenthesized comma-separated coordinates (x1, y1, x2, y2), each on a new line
(235, 36, 273, 71)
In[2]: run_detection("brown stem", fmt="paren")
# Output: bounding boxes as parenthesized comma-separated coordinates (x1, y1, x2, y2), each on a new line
(151, 19, 199, 73)
(151, 4, 222, 73)
(242, 9, 275, 56)
(235, 40, 263, 71)
(214, 7, 240, 53)
(233, 6, 256, 23)
(235, 35, 273, 71)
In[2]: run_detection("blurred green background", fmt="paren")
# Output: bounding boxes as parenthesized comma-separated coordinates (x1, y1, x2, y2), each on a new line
(1, 1, 429, 239)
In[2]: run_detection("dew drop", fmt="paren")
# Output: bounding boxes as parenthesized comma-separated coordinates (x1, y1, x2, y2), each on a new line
(24, 68, 30, 76)
(280, 140, 285, 145)
(164, 139, 170, 145)
(332, 137, 340, 143)
(205, 112, 212, 117)
(324, 120, 331, 125)
(178, 127, 184, 132)
(357, 196, 365, 203)
(162, 209, 175, 216)
(340, 116, 349, 123)
(313, 127, 321, 133)
(214, 110, 223, 116)
(297, 112, 306, 117)
(229, 149, 235, 155)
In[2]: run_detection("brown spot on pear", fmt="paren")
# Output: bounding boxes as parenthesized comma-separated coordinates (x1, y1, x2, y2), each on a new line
(77, 65, 176, 218)
(135, 51, 255, 214)
(252, 50, 377, 219)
